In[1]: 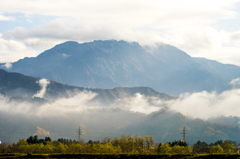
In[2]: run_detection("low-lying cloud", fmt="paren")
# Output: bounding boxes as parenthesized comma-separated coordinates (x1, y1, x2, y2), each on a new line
(33, 79, 50, 98)
(0, 89, 171, 117)
(170, 88, 240, 119)
(1, 85, 240, 120)
(229, 78, 240, 87)
(0, 79, 172, 116)
(1, 62, 12, 69)
(114, 93, 173, 114)
(0, 90, 97, 116)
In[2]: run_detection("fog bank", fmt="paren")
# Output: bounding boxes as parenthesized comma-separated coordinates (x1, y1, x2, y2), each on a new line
(170, 88, 240, 119)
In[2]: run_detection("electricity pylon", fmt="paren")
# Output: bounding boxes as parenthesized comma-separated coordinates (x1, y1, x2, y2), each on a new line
(181, 127, 188, 142)
(77, 126, 82, 142)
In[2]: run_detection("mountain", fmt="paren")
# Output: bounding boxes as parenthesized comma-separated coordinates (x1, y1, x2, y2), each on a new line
(0, 68, 78, 98)
(1, 108, 240, 145)
(123, 108, 240, 144)
(0, 68, 175, 104)
(208, 116, 240, 127)
(1, 69, 240, 144)
(1, 40, 239, 95)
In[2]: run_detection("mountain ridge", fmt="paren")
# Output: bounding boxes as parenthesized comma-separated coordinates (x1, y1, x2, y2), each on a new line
(0, 68, 175, 103)
(1, 107, 240, 145)
(1, 68, 240, 144)
(1, 40, 239, 95)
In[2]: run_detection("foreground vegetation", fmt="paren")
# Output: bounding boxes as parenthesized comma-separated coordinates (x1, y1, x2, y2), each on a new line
(1, 153, 240, 159)
(0, 135, 239, 158)
(0, 135, 191, 154)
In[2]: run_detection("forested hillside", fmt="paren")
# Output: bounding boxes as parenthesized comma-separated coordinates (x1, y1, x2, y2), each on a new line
(1, 108, 240, 145)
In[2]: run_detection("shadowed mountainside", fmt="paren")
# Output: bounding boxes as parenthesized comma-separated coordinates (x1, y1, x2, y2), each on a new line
(0, 69, 175, 104)
(0, 108, 240, 145)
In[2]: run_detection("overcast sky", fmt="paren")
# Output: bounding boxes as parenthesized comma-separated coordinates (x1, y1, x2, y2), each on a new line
(1, 0, 240, 66)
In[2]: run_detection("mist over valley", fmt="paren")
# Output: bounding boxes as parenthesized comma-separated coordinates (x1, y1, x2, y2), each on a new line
(0, 40, 240, 145)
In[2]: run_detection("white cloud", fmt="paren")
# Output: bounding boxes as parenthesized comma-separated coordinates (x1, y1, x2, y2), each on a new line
(0, 94, 33, 114)
(171, 27, 222, 52)
(2, 87, 240, 119)
(0, 0, 238, 25)
(167, 27, 240, 66)
(33, 79, 50, 98)
(62, 53, 70, 58)
(170, 89, 240, 119)
(35, 90, 98, 116)
(0, 14, 14, 21)
(3, 19, 240, 66)
(0, 0, 240, 65)
(0, 36, 38, 63)
(2, 18, 167, 47)
(114, 93, 173, 114)
(1, 62, 12, 69)
(0, 90, 98, 116)
(230, 78, 240, 87)
(0, 88, 173, 116)
(226, 30, 240, 45)
(0, 0, 239, 33)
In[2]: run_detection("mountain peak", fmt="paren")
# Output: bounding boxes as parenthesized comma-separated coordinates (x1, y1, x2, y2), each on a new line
(53, 41, 80, 49)
(1, 40, 239, 95)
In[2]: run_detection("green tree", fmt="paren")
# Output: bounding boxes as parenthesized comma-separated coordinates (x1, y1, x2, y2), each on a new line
(56, 143, 68, 153)
(102, 137, 111, 144)
(184, 146, 192, 154)
(17, 139, 28, 146)
(159, 143, 172, 154)
(42, 141, 54, 153)
(212, 144, 223, 153)
(193, 140, 209, 153)
(144, 136, 154, 150)
(223, 141, 235, 153)
(69, 143, 85, 153)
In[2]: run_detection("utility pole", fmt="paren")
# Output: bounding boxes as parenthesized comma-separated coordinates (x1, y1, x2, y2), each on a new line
(181, 127, 188, 142)
(77, 126, 82, 142)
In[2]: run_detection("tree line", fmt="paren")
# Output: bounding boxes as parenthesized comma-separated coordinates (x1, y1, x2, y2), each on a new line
(0, 135, 239, 154)
(193, 140, 238, 153)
